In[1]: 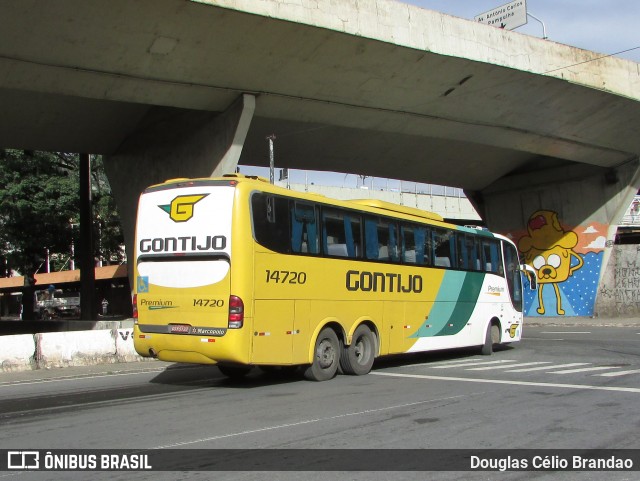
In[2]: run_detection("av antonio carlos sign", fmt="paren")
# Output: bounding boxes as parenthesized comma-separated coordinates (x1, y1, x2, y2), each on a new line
(475, 0, 528, 30)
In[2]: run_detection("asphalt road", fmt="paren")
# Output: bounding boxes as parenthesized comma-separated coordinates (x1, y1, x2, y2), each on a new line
(1, 326, 639, 481)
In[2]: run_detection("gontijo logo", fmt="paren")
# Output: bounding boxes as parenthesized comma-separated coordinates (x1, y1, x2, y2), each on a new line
(158, 194, 208, 222)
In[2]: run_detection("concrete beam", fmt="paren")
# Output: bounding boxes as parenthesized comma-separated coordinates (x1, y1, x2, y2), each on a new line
(104, 94, 256, 279)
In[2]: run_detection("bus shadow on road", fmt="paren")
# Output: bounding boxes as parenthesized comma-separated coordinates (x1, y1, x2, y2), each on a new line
(148, 363, 308, 388)
(148, 344, 516, 388)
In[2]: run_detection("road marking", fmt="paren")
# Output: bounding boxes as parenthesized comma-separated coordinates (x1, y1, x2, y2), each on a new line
(426, 358, 487, 366)
(466, 362, 552, 371)
(150, 392, 479, 449)
(539, 331, 591, 334)
(594, 369, 640, 377)
(431, 360, 516, 369)
(505, 362, 589, 372)
(550, 366, 624, 374)
(371, 371, 640, 393)
(523, 338, 565, 341)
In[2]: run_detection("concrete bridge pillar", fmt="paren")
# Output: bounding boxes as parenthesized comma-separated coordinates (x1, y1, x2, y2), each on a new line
(104, 94, 256, 278)
(473, 159, 640, 318)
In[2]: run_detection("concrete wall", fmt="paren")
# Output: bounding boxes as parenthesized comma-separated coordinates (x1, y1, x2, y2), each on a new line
(596, 244, 640, 317)
(481, 160, 640, 318)
(0, 323, 149, 373)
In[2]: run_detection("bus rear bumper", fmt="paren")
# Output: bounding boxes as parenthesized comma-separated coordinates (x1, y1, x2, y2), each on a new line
(133, 325, 250, 364)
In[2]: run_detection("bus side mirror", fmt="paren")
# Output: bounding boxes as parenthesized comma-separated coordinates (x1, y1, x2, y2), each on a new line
(520, 264, 537, 290)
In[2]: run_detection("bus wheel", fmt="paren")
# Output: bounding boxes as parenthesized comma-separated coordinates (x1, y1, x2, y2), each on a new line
(218, 364, 252, 379)
(480, 322, 500, 356)
(304, 327, 340, 381)
(340, 325, 375, 376)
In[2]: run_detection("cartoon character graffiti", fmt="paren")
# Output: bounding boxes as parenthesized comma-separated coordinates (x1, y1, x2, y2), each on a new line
(518, 210, 584, 315)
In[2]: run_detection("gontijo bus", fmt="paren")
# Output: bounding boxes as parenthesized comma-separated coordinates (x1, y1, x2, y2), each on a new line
(133, 174, 534, 381)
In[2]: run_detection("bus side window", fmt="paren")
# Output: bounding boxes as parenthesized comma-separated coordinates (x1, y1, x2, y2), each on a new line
(377, 221, 391, 260)
(464, 234, 482, 271)
(482, 239, 502, 274)
(423, 228, 434, 266)
(322, 209, 361, 258)
(252, 193, 291, 253)
(433, 228, 456, 268)
(364, 218, 379, 260)
(401, 225, 417, 264)
(402, 225, 427, 265)
(457, 234, 468, 270)
(291, 201, 319, 254)
(366, 218, 398, 262)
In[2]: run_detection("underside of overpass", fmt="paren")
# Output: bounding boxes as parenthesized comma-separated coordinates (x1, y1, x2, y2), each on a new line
(1, 0, 640, 317)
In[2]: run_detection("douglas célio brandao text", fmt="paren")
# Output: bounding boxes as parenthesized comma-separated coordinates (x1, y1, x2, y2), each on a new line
(470, 454, 634, 472)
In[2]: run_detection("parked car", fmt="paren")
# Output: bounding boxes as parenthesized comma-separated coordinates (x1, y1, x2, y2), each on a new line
(34, 287, 80, 320)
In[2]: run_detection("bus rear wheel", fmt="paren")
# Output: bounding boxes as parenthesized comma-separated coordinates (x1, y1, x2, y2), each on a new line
(340, 325, 375, 376)
(304, 327, 340, 381)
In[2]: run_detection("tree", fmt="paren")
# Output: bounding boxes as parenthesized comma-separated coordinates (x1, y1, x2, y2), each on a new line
(0, 149, 125, 275)
(0, 150, 79, 276)
(91, 156, 126, 266)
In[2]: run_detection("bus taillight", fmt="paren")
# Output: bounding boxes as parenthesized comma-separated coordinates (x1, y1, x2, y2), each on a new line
(228, 295, 244, 329)
(132, 294, 138, 321)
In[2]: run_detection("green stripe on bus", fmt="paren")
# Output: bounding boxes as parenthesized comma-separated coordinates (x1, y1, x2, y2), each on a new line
(410, 271, 485, 338)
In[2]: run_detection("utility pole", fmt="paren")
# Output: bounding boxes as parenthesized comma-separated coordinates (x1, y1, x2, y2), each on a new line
(79, 153, 97, 320)
(267, 135, 276, 184)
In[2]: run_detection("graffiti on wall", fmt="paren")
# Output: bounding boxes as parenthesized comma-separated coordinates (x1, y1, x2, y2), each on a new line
(515, 210, 607, 317)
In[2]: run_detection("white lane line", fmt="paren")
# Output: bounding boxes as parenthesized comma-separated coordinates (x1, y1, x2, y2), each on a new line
(539, 331, 591, 334)
(426, 358, 487, 366)
(506, 362, 590, 373)
(466, 362, 552, 371)
(371, 371, 640, 393)
(431, 360, 516, 369)
(551, 366, 625, 374)
(523, 338, 565, 341)
(150, 392, 479, 449)
(595, 369, 640, 377)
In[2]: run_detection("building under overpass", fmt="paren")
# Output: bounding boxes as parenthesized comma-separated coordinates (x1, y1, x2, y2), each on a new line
(1, 0, 639, 317)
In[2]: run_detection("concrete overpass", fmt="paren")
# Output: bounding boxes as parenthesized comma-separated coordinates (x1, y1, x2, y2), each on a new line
(1, 0, 640, 317)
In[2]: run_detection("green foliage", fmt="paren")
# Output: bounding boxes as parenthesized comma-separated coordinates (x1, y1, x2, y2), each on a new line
(0, 150, 124, 275)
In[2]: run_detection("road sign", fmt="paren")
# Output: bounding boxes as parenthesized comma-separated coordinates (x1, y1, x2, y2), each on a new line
(474, 0, 528, 31)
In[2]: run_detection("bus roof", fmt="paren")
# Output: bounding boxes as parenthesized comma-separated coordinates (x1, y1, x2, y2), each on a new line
(349, 199, 443, 222)
(149, 174, 482, 231)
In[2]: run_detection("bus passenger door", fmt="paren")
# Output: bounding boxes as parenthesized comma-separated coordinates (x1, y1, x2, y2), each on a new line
(252, 300, 294, 365)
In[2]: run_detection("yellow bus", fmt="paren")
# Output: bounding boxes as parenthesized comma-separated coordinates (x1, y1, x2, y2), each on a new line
(133, 174, 533, 381)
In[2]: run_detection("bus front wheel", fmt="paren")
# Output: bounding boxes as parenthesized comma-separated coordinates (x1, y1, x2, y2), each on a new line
(340, 324, 375, 376)
(304, 327, 340, 381)
(480, 321, 501, 356)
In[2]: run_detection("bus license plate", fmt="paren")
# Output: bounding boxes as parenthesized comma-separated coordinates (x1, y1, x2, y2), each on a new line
(170, 325, 190, 334)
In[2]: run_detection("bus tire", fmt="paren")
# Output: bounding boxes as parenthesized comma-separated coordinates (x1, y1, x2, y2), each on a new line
(304, 327, 340, 381)
(480, 321, 500, 356)
(340, 324, 376, 376)
(218, 364, 252, 379)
